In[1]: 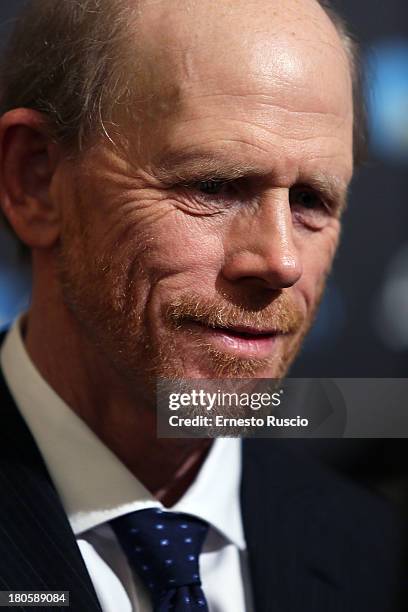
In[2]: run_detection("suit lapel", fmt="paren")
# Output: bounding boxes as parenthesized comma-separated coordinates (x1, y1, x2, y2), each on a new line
(241, 440, 347, 612)
(0, 366, 102, 612)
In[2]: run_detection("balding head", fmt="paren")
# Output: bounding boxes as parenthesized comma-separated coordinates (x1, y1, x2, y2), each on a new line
(0, 0, 361, 158)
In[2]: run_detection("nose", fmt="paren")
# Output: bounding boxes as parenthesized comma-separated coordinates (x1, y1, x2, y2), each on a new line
(221, 190, 302, 290)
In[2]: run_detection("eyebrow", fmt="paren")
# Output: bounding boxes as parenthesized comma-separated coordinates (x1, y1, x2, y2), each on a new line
(153, 151, 350, 213)
(154, 151, 262, 182)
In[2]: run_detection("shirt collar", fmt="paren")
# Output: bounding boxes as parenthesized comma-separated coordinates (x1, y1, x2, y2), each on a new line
(0, 315, 246, 550)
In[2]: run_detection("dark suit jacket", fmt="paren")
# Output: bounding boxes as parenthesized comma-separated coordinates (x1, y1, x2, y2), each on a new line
(0, 344, 404, 611)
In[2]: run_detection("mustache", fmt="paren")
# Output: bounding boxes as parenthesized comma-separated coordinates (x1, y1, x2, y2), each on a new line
(166, 292, 304, 335)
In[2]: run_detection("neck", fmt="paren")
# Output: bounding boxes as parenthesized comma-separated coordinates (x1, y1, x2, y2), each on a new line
(24, 289, 211, 507)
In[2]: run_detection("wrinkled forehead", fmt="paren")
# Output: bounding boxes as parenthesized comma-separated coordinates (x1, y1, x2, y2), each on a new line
(134, 0, 352, 119)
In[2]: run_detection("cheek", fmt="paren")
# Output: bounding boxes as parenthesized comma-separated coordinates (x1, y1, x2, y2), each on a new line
(130, 213, 226, 337)
(80, 205, 227, 331)
(294, 220, 341, 310)
(136, 211, 225, 286)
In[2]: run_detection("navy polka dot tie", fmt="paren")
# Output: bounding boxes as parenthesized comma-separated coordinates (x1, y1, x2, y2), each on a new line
(110, 508, 209, 611)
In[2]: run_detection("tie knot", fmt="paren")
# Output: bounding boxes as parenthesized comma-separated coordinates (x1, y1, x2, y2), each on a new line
(110, 508, 209, 606)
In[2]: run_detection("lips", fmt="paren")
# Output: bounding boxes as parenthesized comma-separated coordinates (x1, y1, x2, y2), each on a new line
(209, 324, 280, 339)
(182, 319, 286, 359)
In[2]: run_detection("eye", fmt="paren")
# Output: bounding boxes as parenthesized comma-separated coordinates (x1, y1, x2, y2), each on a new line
(194, 180, 227, 195)
(289, 186, 332, 230)
(289, 187, 325, 210)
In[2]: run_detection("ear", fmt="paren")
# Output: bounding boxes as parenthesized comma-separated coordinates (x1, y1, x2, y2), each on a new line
(0, 108, 62, 249)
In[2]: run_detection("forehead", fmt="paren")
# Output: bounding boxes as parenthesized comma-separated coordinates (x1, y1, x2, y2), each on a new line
(137, 0, 351, 102)
(130, 0, 353, 180)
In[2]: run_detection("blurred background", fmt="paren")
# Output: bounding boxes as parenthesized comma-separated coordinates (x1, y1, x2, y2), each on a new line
(294, 0, 408, 377)
(0, 0, 407, 378)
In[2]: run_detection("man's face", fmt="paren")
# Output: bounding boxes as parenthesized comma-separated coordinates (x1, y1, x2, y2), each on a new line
(53, 0, 353, 392)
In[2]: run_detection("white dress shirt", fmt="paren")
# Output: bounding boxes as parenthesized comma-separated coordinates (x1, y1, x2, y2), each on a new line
(0, 317, 253, 612)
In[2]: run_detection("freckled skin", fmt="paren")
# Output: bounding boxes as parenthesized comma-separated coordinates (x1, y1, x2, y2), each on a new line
(19, 0, 353, 498)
